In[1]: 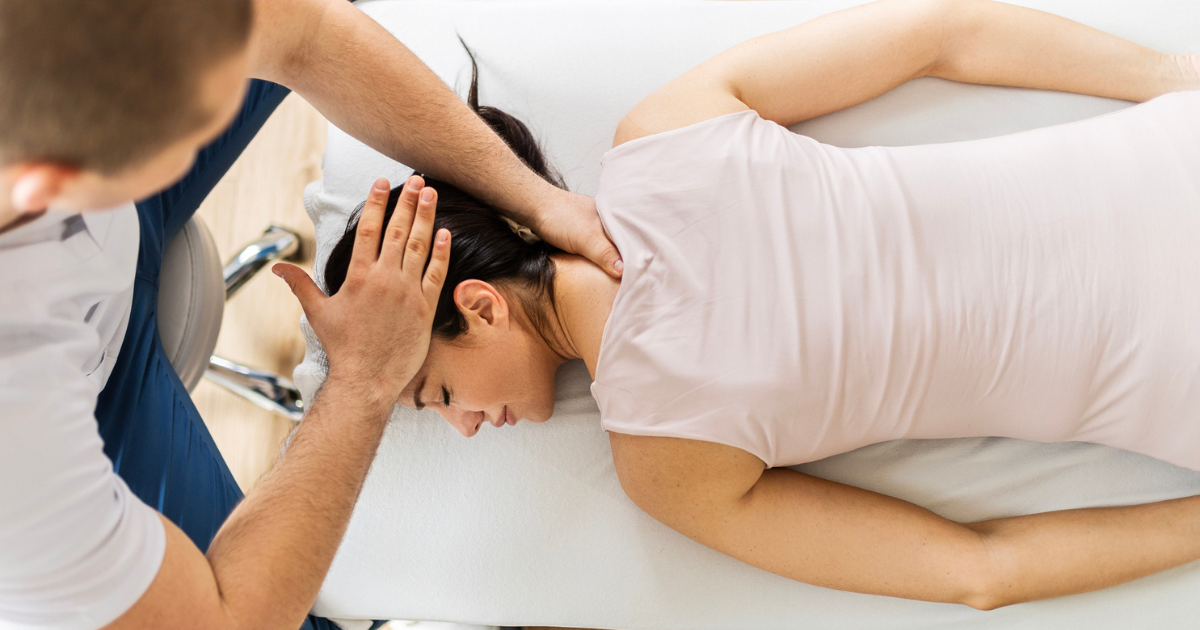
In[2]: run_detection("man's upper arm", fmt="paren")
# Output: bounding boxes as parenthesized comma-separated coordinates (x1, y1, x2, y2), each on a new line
(103, 515, 231, 630)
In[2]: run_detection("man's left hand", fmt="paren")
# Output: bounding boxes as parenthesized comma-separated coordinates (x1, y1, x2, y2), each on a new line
(531, 190, 623, 278)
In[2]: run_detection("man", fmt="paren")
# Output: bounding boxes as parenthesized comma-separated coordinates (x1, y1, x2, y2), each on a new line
(0, 1, 621, 629)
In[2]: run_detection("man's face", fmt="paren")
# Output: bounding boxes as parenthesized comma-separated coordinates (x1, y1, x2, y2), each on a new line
(3, 47, 250, 218)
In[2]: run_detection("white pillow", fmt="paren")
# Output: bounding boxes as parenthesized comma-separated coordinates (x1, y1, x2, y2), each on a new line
(297, 1, 1200, 628)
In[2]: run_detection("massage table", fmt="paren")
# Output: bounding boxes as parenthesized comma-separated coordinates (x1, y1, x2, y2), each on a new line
(293, 1, 1200, 627)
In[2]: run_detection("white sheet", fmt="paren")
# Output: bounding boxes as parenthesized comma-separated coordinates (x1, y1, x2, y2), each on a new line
(295, 1, 1200, 627)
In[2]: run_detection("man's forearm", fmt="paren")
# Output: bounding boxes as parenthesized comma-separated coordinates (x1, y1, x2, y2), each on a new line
(253, 0, 557, 226)
(203, 376, 394, 630)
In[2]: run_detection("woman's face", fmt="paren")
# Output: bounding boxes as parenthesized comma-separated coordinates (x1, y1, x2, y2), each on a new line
(399, 280, 563, 437)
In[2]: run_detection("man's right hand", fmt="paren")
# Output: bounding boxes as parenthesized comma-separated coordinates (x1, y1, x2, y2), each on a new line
(274, 175, 450, 404)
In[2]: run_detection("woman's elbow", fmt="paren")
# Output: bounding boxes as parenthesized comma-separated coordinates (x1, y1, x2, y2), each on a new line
(961, 588, 1007, 612)
(957, 533, 1019, 611)
(953, 568, 1008, 611)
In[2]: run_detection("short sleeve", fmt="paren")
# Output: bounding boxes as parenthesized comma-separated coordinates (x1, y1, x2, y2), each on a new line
(0, 290, 166, 629)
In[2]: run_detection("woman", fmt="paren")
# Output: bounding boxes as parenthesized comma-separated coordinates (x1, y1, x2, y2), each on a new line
(324, 0, 1200, 610)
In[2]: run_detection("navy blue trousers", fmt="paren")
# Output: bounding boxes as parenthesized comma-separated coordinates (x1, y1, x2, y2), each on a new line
(94, 80, 348, 630)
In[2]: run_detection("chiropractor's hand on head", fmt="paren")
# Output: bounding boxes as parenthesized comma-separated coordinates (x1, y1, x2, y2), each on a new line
(531, 189, 624, 278)
(273, 175, 450, 403)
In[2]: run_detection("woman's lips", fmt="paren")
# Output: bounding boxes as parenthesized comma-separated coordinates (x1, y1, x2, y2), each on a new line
(505, 406, 517, 426)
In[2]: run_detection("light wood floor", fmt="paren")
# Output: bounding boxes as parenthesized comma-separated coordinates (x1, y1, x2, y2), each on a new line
(194, 92, 324, 492)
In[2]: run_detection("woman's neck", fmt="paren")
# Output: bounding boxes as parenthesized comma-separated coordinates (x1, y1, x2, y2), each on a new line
(545, 254, 621, 378)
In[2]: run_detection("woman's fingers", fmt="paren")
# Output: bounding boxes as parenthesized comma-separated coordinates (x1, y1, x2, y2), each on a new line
(423, 228, 451, 300)
(379, 175, 424, 267)
(349, 178, 393, 272)
(403, 186, 438, 275)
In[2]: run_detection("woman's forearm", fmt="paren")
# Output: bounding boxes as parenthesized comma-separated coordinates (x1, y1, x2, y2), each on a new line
(643, 458, 1200, 611)
(967, 494, 1200, 609)
(933, 0, 1187, 102)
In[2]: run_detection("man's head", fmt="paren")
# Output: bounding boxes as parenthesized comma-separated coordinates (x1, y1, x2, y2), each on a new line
(0, 0, 254, 222)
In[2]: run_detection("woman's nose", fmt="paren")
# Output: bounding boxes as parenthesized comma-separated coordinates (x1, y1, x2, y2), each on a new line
(442, 407, 485, 437)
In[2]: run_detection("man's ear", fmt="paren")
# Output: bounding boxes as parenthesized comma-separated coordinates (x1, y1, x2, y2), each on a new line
(453, 280, 509, 327)
(9, 163, 82, 212)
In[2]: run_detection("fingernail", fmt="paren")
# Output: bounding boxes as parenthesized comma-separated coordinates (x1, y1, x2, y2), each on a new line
(437, 230, 449, 244)
(374, 178, 389, 191)
(272, 266, 283, 277)
(421, 188, 434, 202)
(614, 259, 624, 274)
(409, 175, 424, 190)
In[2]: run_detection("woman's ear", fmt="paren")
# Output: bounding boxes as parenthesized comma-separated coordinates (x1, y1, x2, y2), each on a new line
(453, 280, 509, 328)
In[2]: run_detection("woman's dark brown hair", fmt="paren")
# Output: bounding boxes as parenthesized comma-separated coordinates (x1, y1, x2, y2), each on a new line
(323, 43, 566, 342)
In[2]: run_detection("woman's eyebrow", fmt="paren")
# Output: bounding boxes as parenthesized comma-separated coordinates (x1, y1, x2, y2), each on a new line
(412, 376, 429, 410)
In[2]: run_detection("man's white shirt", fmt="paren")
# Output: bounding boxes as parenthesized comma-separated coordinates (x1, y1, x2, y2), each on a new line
(0, 205, 165, 630)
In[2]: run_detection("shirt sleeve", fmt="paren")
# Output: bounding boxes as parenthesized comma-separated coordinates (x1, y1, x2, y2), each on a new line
(0, 302, 166, 630)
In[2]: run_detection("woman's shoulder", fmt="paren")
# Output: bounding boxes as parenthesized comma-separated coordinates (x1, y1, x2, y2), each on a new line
(603, 108, 766, 167)
(608, 432, 766, 509)
(612, 103, 752, 149)
(612, 73, 754, 149)
(599, 107, 817, 190)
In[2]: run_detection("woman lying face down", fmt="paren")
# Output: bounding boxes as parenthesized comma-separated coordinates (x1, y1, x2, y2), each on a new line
(323, 100, 615, 437)
(326, 187, 590, 436)
(323, 0, 1200, 612)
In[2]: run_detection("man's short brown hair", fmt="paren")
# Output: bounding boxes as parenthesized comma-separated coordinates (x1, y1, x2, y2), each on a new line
(0, 0, 254, 174)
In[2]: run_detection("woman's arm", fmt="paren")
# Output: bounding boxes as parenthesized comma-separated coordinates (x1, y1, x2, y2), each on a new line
(611, 433, 1200, 610)
(616, 0, 1197, 146)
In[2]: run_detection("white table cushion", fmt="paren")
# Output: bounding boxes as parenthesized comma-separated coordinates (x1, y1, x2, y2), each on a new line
(295, 1, 1200, 627)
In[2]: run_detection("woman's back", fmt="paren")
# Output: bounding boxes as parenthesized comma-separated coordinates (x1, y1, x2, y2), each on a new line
(593, 91, 1200, 470)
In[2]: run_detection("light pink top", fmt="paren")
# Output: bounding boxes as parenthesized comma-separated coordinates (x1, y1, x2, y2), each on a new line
(592, 92, 1200, 470)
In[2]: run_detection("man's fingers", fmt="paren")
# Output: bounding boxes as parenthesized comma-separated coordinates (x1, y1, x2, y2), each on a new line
(273, 263, 325, 319)
(580, 230, 624, 278)
(590, 238, 624, 278)
(350, 178, 393, 271)
(422, 229, 451, 299)
(403, 186, 438, 275)
(379, 175, 424, 267)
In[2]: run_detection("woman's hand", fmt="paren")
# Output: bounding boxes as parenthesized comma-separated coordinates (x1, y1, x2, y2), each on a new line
(273, 175, 450, 407)
(529, 188, 623, 278)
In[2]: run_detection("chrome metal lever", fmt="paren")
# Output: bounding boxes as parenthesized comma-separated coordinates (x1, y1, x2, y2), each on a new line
(206, 355, 304, 422)
(223, 225, 300, 300)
